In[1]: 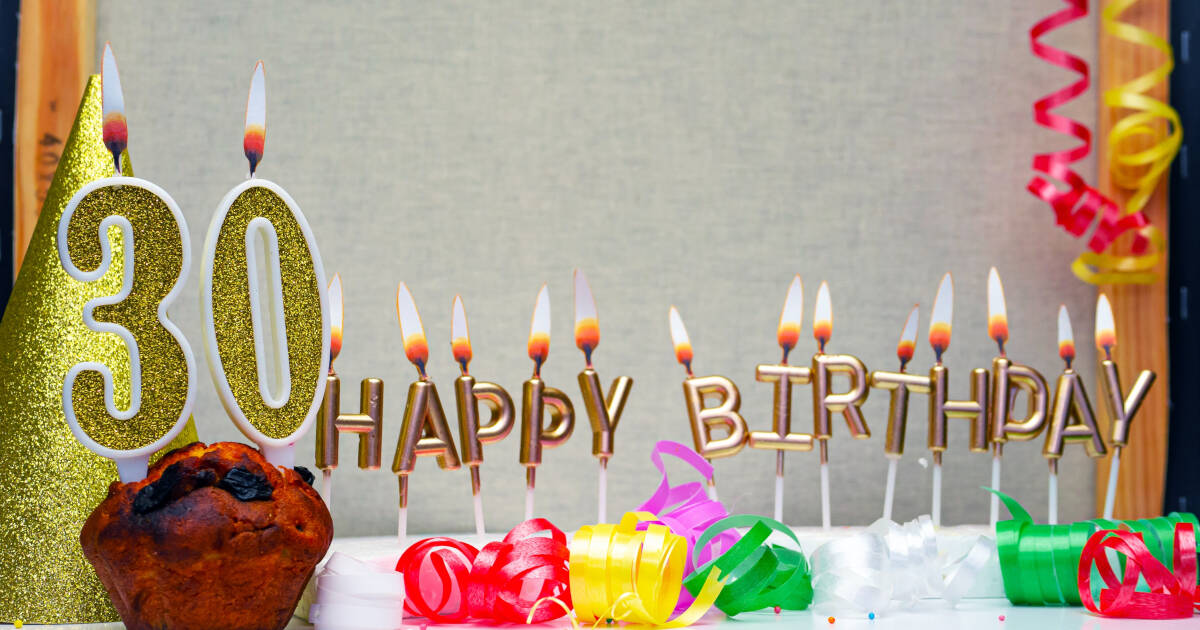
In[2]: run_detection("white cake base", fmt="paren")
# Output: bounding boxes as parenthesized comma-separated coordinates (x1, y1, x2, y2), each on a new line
(297, 525, 1007, 623)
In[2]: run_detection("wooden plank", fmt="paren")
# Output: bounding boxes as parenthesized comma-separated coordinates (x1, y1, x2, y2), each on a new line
(1094, 0, 1171, 519)
(13, 0, 94, 273)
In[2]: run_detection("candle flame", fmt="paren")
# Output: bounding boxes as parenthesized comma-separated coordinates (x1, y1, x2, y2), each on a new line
(813, 281, 832, 350)
(244, 61, 266, 176)
(668, 306, 693, 369)
(395, 282, 428, 371)
(1057, 304, 1075, 365)
(897, 304, 919, 365)
(528, 284, 551, 369)
(451, 294, 472, 369)
(328, 273, 343, 365)
(574, 269, 599, 361)
(777, 275, 803, 354)
(929, 273, 953, 359)
(987, 267, 1008, 349)
(1095, 293, 1116, 354)
(100, 43, 128, 171)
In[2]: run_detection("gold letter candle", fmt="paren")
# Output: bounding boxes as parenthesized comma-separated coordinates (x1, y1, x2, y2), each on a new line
(201, 62, 330, 468)
(391, 283, 461, 542)
(869, 305, 930, 520)
(316, 274, 384, 510)
(574, 270, 633, 523)
(451, 295, 514, 535)
(809, 281, 869, 529)
(749, 277, 813, 521)
(670, 306, 747, 500)
(1043, 305, 1107, 524)
(520, 284, 576, 520)
(1095, 294, 1154, 519)
(984, 268, 1049, 526)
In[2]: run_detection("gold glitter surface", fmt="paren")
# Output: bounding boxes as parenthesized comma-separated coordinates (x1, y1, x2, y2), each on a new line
(65, 185, 190, 450)
(213, 186, 324, 440)
(0, 77, 198, 623)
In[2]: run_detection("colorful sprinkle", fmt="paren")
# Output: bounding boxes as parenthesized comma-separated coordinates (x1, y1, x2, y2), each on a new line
(827, 616, 836, 624)
(774, 606, 781, 614)
(868, 612, 876, 620)
(14, 621, 22, 629)
(999, 615, 1006, 622)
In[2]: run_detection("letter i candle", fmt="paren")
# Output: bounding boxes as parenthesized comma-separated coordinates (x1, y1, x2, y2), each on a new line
(451, 295, 515, 535)
(669, 306, 747, 500)
(574, 270, 633, 524)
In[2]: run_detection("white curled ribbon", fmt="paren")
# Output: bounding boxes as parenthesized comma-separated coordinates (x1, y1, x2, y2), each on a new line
(809, 515, 996, 616)
(308, 552, 406, 630)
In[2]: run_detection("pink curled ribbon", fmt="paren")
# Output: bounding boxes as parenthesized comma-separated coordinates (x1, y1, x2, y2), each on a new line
(635, 441, 739, 608)
(1077, 523, 1199, 619)
(396, 519, 571, 623)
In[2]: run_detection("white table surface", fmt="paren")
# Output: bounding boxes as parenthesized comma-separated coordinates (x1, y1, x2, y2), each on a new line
(11, 601, 1196, 630)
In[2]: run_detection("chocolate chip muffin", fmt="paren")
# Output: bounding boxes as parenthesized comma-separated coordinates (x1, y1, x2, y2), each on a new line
(80, 442, 333, 630)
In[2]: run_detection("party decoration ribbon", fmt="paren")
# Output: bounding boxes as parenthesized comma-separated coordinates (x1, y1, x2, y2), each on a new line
(990, 489, 1197, 606)
(1026, 0, 1179, 285)
(569, 511, 724, 626)
(808, 515, 995, 616)
(396, 519, 571, 623)
(1078, 523, 1198, 618)
(309, 553, 406, 630)
(683, 515, 812, 615)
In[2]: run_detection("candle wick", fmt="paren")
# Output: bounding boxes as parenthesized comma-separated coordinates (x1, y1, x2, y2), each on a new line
(416, 361, 428, 380)
(684, 361, 693, 378)
(997, 340, 1006, 357)
(898, 358, 908, 373)
(1104, 346, 1112, 361)
(780, 347, 791, 365)
(458, 359, 470, 375)
(584, 346, 594, 368)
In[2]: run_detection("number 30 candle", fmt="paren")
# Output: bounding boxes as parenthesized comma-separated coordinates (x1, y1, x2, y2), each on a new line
(58, 45, 197, 482)
(201, 62, 330, 467)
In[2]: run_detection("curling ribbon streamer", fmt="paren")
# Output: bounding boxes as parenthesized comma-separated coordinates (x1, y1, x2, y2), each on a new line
(396, 519, 571, 623)
(637, 441, 738, 574)
(808, 515, 995, 616)
(1078, 523, 1198, 618)
(683, 515, 812, 615)
(1026, 0, 1179, 284)
(309, 553, 406, 630)
(569, 511, 724, 626)
(990, 489, 1197, 606)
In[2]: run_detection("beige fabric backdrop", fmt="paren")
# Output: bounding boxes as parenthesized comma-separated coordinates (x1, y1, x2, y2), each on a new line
(95, 1, 1101, 535)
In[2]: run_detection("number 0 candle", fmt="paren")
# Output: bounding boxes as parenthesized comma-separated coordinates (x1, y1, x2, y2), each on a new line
(200, 61, 330, 467)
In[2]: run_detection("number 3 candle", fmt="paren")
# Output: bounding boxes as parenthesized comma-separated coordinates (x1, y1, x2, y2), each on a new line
(58, 45, 196, 482)
(200, 61, 330, 467)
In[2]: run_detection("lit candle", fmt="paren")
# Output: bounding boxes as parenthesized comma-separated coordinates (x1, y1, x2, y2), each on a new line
(809, 281, 870, 530)
(573, 270, 633, 524)
(985, 268, 1048, 527)
(748, 276, 813, 522)
(1095, 294, 1154, 520)
(58, 44, 197, 482)
(519, 284, 575, 520)
(315, 274, 385, 513)
(926, 273, 990, 527)
(200, 60, 330, 468)
(868, 305, 929, 521)
(1043, 305, 1106, 524)
(669, 305, 747, 501)
(451, 295, 515, 536)
(391, 283, 461, 543)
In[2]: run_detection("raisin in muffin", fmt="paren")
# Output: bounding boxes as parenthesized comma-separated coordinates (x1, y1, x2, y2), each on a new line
(80, 442, 332, 630)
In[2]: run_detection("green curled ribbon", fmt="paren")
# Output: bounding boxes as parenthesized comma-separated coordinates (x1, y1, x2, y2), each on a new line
(990, 489, 1197, 606)
(682, 515, 812, 615)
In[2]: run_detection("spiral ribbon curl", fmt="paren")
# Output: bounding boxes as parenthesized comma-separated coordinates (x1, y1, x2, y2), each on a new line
(569, 511, 724, 626)
(395, 519, 571, 623)
(808, 516, 995, 616)
(1078, 523, 1198, 618)
(309, 553, 406, 630)
(991, 489, 1197, 606)
(1026, 0, 1179, 284)
(683, 515, 812, 615)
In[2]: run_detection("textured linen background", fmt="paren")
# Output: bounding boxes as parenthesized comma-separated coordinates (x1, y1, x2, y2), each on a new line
(95, 1, 1101, 534)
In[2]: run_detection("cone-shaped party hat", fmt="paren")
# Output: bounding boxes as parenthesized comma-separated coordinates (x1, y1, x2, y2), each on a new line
(0, 76, 199, 623)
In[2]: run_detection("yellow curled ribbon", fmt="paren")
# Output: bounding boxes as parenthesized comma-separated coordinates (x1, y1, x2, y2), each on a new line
(1073, 0, 1180, 284)
(569, 511, 724, 627)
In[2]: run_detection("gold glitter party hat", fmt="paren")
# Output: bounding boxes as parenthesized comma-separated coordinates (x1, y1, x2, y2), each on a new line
(0, 76, 199, 623)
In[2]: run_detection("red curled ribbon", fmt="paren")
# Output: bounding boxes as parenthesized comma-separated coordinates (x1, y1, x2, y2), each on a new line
(467, 518, 571, 623)
(1077, 523, 1199, 619)
(396, 519, 571, 624)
